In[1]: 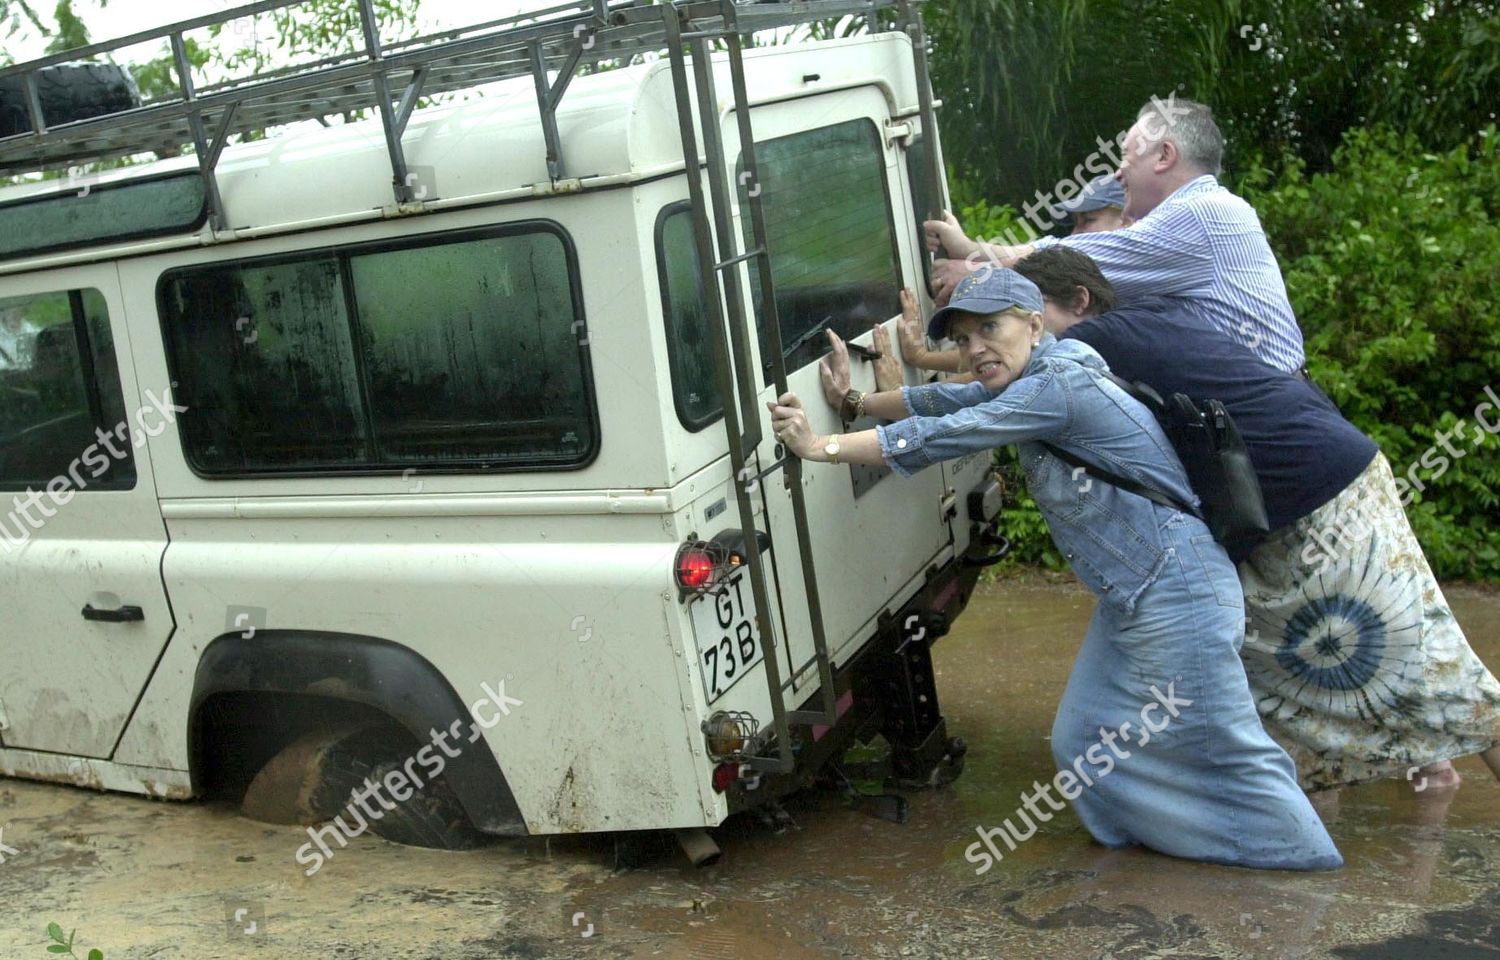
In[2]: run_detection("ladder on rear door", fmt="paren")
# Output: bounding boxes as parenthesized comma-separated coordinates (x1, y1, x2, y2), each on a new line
(0, 0, 947, 773)
(659, 0, 943, 772)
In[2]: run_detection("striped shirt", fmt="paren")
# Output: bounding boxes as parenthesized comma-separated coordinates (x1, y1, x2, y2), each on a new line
(1032, 175, 1305, 372)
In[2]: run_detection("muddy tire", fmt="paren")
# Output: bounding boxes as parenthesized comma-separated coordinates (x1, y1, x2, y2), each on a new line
(315, 725, 493, 851)
(241, 721, 367, 825)
(244, 723, 492, 851)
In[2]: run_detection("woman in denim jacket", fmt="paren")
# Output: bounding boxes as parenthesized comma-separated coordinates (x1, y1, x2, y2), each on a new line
(769, 269, 1341, 870)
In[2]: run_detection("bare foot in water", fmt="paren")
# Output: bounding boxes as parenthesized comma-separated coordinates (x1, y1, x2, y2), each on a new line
(1411, 762, 1460, 830)
(1413, 760, 1461, 792)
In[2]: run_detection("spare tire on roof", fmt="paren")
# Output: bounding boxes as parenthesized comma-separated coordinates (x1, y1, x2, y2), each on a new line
(0, 61, 142, 138)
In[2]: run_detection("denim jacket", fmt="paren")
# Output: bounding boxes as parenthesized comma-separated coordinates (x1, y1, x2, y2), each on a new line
(876, 336, 1202, 615)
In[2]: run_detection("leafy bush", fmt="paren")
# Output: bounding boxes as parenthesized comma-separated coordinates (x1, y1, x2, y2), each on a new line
(928, 0, 1500, 217)
(1242, 125, 1500, 579)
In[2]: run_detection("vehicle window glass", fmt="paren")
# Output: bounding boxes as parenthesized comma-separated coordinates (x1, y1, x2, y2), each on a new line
(737, 118, 902, 382)
(348, 230, 592, 464)
(159, 257, 369, 473)
(905, 133, 936, 291)
(0, 288, 135, 489)
(0, 173, 207, 262)
(159, 224, 596, 475)
(655, 204, 721, 429)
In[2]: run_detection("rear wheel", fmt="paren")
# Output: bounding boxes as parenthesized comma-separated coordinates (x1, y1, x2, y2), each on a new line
(242, 722, 492, 851)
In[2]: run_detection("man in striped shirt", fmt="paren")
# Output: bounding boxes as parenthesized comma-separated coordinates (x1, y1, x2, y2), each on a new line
(925, 99, 1308, 374)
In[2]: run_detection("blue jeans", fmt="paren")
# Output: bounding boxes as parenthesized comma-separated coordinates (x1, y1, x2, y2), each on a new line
(1050, 513, 1344, 869)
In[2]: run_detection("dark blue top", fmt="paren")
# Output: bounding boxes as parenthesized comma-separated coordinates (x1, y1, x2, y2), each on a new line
(1062, 295, 1378, 545)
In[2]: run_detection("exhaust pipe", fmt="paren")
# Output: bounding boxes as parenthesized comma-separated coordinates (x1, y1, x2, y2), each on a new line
(673, 827, 722, 867)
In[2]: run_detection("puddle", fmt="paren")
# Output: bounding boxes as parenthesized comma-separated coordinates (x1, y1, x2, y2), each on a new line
(1, 580, 1498, 958)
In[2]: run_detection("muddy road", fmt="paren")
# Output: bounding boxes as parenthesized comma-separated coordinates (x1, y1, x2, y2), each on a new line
(2, 580, 1498, 959)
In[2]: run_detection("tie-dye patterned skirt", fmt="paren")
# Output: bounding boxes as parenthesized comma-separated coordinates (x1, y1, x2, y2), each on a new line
(1238, 452, 1500, 791)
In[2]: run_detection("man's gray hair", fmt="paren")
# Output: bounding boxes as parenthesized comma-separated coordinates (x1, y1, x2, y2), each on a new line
(1136, 96, 1223, 176)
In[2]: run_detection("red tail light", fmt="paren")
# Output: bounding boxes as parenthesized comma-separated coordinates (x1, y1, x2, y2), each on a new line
(675, 542, 718, 590)
(712, 762, 739, 793)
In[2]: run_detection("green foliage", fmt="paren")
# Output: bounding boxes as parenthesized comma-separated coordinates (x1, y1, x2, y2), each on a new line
(45, 922, 103, 959)
(991, 447, 1066, 571)
(1242, 125, 1500, 579)
(42, 0, 90, 54)
(129, 36, 210, 102)
(205, 0, 418, 85)
(927, 0, 1500, 210)
(947, 191, 1028, 245)
(1, 1, 49, 64)
(927, 0, 1246, 206)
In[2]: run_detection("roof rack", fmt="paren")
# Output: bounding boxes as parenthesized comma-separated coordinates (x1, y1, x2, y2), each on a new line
(0, 0, 902, 222)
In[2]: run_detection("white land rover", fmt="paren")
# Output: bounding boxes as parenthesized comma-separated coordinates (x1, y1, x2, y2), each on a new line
(0, 0, 1007, 860)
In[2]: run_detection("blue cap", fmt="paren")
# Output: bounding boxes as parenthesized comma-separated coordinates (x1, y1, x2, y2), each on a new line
(1053, 174, 1126, 226)
(927, 268, 1045, 340)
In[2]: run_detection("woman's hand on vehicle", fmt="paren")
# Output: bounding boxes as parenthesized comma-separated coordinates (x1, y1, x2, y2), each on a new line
(923, 210, 977, 259)
(897, 287, 929, 364)
(819, 329, 852, 409)
(767, 393, 820, 459)
(930, 257, 979, 307)
(871, 323, 902, 393)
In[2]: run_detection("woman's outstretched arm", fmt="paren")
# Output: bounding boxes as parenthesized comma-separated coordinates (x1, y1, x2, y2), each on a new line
(769, 367, 1067, 475)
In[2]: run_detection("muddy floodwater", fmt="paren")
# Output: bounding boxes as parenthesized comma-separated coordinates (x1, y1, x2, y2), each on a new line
(3, 579, 1499, 959)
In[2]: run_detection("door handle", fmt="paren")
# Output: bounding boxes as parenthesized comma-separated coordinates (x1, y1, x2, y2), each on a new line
(82, 603, 145, 623)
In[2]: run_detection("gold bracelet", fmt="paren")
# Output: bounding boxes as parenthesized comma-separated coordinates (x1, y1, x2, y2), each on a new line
(854, 390, 867, 419)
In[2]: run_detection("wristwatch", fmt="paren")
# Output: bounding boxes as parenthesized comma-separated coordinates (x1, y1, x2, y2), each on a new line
(823, 435, 841, 464)
(839, 389, 866, 422)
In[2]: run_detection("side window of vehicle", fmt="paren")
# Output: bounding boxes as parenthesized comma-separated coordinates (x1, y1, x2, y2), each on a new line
(736, 118, 903, 382)
(158, 223, 597, 475)
(655, 203, 722, 430)
(0, 288, 135, 489)
(0, 172, 207, 263)
(347, 230, 592, 463)
(159, 256, 369, 472)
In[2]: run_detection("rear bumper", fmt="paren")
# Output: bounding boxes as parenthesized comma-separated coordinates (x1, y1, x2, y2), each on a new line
(720, 534, 994, 811)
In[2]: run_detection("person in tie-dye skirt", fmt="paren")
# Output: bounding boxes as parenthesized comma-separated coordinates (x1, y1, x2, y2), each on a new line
(1239, 450, 1500, 791)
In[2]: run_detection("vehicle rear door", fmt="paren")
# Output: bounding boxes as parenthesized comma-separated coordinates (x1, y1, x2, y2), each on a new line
(728, 90, 954, 694)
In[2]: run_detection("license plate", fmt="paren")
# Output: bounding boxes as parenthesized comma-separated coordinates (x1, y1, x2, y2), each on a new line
(690, 571, 764, 704)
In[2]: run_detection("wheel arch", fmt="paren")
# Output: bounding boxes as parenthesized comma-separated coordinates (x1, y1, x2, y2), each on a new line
(188, 630, 528, 836)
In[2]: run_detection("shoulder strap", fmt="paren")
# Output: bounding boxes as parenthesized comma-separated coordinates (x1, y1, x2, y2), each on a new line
(1050, 362, 1200, 516)
(1040, 441, 1201, 518)
(1096, 368, 1167, 413)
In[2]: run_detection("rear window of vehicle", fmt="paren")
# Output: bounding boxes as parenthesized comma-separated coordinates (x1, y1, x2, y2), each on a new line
(736, 118, 903, 382)
(157, 222, 597, 476)
(0, 288, 135, 489)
